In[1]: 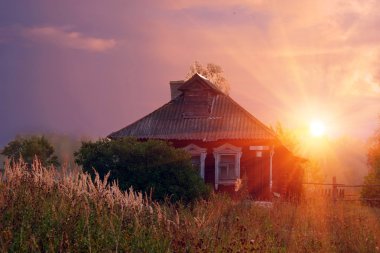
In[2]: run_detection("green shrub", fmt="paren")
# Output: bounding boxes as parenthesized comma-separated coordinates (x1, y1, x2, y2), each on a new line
(1, 135, 59, 167)
(362, 127, 380, 206)
(361, 169, 380, 206)
(74, 138, 210, 203)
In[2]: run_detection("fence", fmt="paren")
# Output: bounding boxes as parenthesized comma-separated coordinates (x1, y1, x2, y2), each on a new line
(303, 176, 380, 202)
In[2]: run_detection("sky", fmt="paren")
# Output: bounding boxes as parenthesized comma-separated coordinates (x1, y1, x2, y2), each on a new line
(1, 0, 380, 149)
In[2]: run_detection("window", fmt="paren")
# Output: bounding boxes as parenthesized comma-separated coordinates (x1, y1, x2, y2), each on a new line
(213, 143, 242, 189)
(191, 155, 201, 174)
(183, 144, 207, 180)
(219, 155, 236, 180)
(182, 91, 214, 118)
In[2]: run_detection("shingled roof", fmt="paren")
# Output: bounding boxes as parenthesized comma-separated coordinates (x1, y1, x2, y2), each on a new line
(108, 74, 276, 141)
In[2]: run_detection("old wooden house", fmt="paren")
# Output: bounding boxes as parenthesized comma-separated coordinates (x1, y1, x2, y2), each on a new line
(108, 74, 303, 199)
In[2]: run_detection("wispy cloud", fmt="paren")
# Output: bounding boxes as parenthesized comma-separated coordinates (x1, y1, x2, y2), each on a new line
(21, 26, 117, 52)
(144, 0, 380, 140)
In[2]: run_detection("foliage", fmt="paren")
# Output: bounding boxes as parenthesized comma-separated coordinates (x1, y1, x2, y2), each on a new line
(362, 127, 380, 205)
(186, 61, 230, 94)
(274, 122, 323, 183)
(74, 138, 210, 203)
(273, 121, 301, 153)
(1, 135, 59, 167)
(1, 161, 380, 252)
(367, 127, 380, 171)
(362, 171, 380, 206)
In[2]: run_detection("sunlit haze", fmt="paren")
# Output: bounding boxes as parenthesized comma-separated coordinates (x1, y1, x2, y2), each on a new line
(0, 0, 378, 183)
(310, 120, 326, 137)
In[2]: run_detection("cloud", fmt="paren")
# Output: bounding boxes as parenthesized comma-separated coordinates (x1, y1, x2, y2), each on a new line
(142, 0, 380, 140)
(1, 0, 378, 142)
(21, 26, 117, 52)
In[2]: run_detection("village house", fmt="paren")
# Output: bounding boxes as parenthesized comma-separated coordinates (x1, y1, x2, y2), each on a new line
(108, 74, 303, 199)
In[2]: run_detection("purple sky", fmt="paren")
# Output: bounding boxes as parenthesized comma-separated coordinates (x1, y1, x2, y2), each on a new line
(1, 0, 380, 147)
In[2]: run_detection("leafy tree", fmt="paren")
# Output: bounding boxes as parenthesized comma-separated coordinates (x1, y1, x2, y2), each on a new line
(1, 136, 60, 167)
(273, 122, 301, 153)
(75, 138, 210, 203)
(367, 128, 380, 171)
(362, 126, 380, 205)
(273, 122, 323, 183)
(186, 61, 230, 94)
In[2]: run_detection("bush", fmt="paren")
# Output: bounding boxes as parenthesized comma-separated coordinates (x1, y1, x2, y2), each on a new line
(362, 126, 380, 206)
(1, 135, 59, 167)
(361, 171, 380, 206)
(75, 138, 210, 203)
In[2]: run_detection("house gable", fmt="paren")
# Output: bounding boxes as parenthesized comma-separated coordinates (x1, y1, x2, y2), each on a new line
(180, 74, 220, 118)
(179, 79, 209, 91)
(179, 73, 222, 94)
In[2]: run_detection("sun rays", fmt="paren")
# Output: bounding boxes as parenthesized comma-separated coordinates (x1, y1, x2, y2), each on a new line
(310, 120, 326, 137)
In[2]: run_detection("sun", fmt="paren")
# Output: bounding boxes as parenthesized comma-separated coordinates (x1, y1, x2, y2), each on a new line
(309, 120, 326, 137)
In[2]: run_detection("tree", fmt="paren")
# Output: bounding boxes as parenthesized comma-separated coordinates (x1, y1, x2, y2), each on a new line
(273, 122, 301, 153)
(75, 138, 210, 203)
(273, 122, 323, 183)
(367, 128, 380, 171)
(361, 126, 380, 205)
(186, 61, 230, 94)
(1, 136, 60, 167)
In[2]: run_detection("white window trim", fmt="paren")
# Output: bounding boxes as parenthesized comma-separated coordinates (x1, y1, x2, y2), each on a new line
(183, 144, 207, 180)
(249, 145, 269, 151)
(213, 143, 242, 190)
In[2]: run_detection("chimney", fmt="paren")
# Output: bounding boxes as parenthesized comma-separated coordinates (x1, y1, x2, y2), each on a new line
(170, 80, 184, 100)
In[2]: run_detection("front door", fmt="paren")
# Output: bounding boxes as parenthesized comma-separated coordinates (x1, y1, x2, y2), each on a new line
(246, 152, 270, 199)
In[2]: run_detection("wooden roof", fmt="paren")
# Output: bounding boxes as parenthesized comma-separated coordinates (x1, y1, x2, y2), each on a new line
(108, 74, 276, 141)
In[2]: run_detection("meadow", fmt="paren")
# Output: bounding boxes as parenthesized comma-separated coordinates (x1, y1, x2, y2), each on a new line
(0, 160, 379, 253)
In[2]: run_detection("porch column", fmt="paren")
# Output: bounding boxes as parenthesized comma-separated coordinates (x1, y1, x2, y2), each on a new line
(269, 145, 275, 192)
(200, 152, 206, 180)
(213, 153, 219, 190)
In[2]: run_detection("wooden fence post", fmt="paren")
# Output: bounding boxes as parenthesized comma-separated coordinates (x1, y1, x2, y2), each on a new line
(332, 176, 337, 202)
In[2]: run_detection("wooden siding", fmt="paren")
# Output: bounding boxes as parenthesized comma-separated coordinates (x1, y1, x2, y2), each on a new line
(172, 140, 285, 199)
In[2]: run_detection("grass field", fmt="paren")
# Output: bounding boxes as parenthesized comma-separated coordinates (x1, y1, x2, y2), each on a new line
(0, 161, 379, 252)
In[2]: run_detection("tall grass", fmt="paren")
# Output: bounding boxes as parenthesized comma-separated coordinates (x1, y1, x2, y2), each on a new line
(0, 160, 379, 252)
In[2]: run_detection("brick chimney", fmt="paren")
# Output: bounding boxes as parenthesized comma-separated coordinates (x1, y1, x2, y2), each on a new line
(169, 80, 184, 100)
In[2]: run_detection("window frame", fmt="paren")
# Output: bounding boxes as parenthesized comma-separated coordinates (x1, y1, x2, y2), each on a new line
(183, 144, 207, 180)
(213, 143, 242, 190)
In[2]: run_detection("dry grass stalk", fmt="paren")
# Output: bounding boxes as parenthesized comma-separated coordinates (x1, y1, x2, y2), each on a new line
(0, 159, 380, 252)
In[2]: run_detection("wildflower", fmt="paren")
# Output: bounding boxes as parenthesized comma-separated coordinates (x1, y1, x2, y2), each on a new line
(234, 178, 242, 192)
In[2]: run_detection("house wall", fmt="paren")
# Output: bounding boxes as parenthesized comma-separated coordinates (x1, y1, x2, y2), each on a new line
(243, 150, 271, 199)
(272, 147, 304, 198)
(170, 139, 278, 199)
